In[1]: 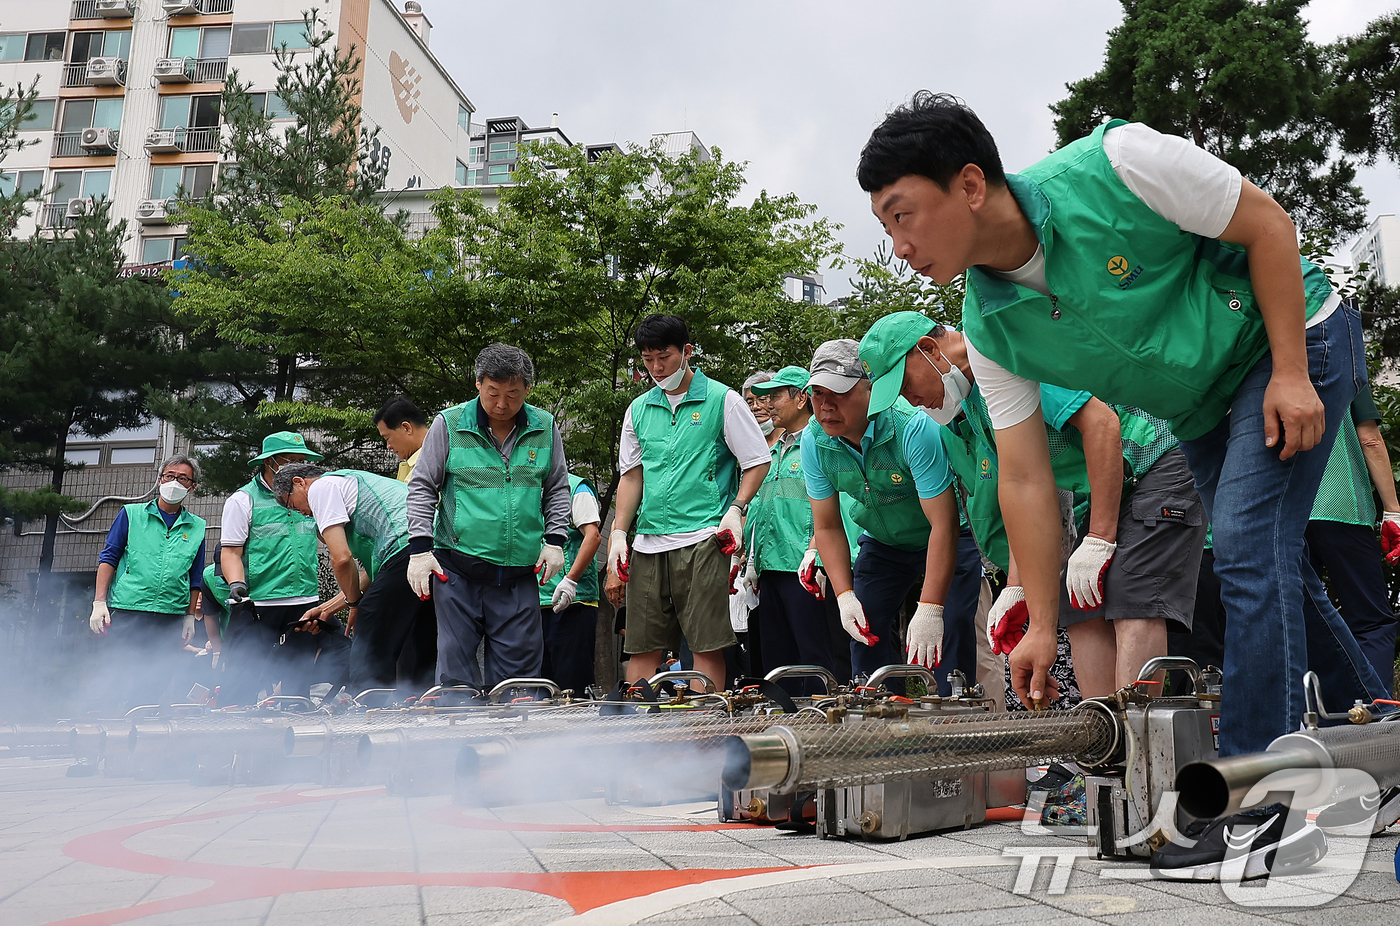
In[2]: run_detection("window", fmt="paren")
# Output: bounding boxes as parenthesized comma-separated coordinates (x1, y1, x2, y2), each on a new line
(230, 23, 271, 54)
(159, 94, 219, 129)
(1, 98, 57, 131)
(65, 448, 101, 466)
(169, 26, 229, 59)
(487, 163, 512, 183)
(458, 104, 470, 132)
(25, 33, 66, 61)
(246, 92, 291, 120)
(52, 169, 111, 202)
(0, 35, 24, 60)
(59, 98, 123, 133)
(467, 168, 481, 186)
(488, 140, 517, 161)
(455, 159, 467, 186)
(149, 164, 214, 200)
(71, 30, 130, 62)
(141, 236, 187, 264)
(468, 145, 484, 164)
(0, 170, 43, 197)
(271, 22, 312, 50)
(110, 446, 156, 465)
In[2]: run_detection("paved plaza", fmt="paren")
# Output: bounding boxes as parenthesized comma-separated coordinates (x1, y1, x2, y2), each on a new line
(2, 755, 1399, 926)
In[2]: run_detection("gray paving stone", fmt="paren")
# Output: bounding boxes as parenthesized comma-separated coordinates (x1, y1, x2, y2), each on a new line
(420, 886, 572, 916)
(725, 888, 899, 926)
(864, 884, 1036, 917)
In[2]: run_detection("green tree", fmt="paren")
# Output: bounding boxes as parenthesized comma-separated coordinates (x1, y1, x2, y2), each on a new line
(1325, 12, 1400, 167)
(840, 240, 965, 334)
(1051, 0, 1367, 246)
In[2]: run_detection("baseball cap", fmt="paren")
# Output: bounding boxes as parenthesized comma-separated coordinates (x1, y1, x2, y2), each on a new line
(807, 339, 866, 394)
(749, 365, 810, 395)
(860, 311, 935, 416)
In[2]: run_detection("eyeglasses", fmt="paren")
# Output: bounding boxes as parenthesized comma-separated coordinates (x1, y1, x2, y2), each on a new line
(160, 473, 195, 487)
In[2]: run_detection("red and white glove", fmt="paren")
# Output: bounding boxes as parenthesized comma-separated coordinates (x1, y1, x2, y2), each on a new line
(1066, 536, 1116, 610)
(607, 529, 630, 582)
(987, 586, 1028, 657)
(798, 548, 827, 600)
(407, 551, 447, 599)
(715, 505, 744, 556)
(1382, 513, 1400, 565)
(727, 555, 742, 595)
(906, 602, 944, 669)
(837, 590, 879, 646)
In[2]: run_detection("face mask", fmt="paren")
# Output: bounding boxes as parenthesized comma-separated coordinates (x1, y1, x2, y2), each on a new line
(159, 481, 189, 505)
(919, 346, 972, 426)
(651, 352, 690, 392)
(759, 418, 775, 436)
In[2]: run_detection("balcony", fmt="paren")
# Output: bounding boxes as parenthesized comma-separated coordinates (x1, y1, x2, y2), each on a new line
(147, 125, 219, 154)
(163, 0, 233, 15)
(62, 59, 127, 88)
(53, 128, 120, 158)
(38, 202, 82, 229)
(190, 57, 227, 83)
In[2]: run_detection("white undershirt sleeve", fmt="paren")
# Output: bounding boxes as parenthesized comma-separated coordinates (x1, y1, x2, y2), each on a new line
(307, 476, 354, 532)
(722, 390, 775, 471)
(571, 489, 601, 528)
(618, 407, 642, 475)
(219, 491, 252, 546)
(1103, 123, 1242, 239)
(964, 336, 1044, 429)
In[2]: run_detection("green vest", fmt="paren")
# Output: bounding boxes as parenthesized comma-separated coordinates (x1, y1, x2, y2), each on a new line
(809, 399, 931, 553)
(432, 400, 555, 567)
(961, 119, 1334, 442)
(540, 474, 601, 606)
(1311, 414, 1375, 526)
(201, 563, 231, 631)
(1116, 406, 1180, 481)
(325, 470, 410, 580)
(630, 369, 739, 535)
(751, 432, 814, 575)
(235, 476, 319, 600)
(108, 500, 206, 614)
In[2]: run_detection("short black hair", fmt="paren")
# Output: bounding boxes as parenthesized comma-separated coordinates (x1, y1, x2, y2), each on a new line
(635, 314, 690, 352)
(857, 91, 1006, 193)
(374, 395, 427, 429)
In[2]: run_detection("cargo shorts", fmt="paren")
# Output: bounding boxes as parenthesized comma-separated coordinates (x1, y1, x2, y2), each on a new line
(624, 537, 737, 655)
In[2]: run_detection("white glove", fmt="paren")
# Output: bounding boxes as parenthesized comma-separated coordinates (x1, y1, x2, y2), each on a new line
(739, 560, 759, 599)
(551, 575, 578, 612)
(211, 651, 221, 670)
(535, 543, 565, 585)
(607, 529, 630, 581)
(716, 505, 744, 555)
(1066, 536, 1117, 610)
(906, 602, 944, 669)
(182, 614, 197, 643)
(798, 548, 827, 599)
(407, 551, 446, 599)
(90, 600, 110, 635)
(837, 590, 879, 646)
(987, 585, 1028, 656)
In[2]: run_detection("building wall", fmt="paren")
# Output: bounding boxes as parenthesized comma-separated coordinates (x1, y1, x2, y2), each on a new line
(1352, 215, 1400, 288)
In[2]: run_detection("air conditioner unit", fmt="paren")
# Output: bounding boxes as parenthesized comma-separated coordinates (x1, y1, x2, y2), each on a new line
(95, 0, 136, 17)
(85, 56, 124, 86)
(162, 0, 201, 15)
(153, 57, 193, 83)
(66, 198, 91, 219)
(144, 128, 184, 153)
(136, 199, 175, 225)
(80, 126, 116, 152)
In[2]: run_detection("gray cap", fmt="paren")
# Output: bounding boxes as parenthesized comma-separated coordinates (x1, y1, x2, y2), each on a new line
(808, 338, 866, 394)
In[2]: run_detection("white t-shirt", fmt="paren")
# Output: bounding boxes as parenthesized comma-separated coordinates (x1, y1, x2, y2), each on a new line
(219, 479, 318, 606)
(571, 485, 601, 529)
(307, 474, 359, 533)
(619, 387, 771, 554)
(966, 122, 1340, 429)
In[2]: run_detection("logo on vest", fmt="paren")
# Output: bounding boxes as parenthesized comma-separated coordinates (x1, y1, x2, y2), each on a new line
(690, 411, 702, 426)
(980, 458, 991, 479)
(527, 449, 537, 463)
(890, 473, 903, 485)
(789, 459, 801, 473)
(1108, 255, 1144, 290)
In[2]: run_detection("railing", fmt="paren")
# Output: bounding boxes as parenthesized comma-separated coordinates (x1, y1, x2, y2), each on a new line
(190, 57, 227, 83)
(166, 0, 233, 14)
(180, 125, 219, 153)
(72, 0, 99, 19)
(38, 202, 80, 229)
(53, 129, 119, 157)
(61, 60, 126, 88)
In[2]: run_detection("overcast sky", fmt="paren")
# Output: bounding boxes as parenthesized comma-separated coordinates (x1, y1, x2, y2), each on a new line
(423, 0, 1399, 298)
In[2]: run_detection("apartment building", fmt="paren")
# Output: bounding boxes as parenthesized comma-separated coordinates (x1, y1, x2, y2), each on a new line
(1352, 215, 1400, 288)
(0, 0, 475, 267)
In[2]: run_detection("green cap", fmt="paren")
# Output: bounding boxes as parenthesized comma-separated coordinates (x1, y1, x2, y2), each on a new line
(860, 311, 936, 416)
(749, 365, 810, 395)
(248, 431, 323, 467)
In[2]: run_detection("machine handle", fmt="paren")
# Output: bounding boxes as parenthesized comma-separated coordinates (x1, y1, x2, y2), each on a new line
(420, 685, 483, 702)
(646, 670, 717, 694)
(763, 664, 839, 694)
(865, 664, 937, 691)
(1135, 656, 1201, 690)
(487, 678, 563, 702)
(257, 695, 315, 712)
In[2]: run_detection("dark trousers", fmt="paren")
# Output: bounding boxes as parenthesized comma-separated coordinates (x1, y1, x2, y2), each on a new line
(221, 603, 350, 704)
(851, 536, 925, 688)
(937, 528, 982, 696)
(434, 559, 543, 690)
(98, 610, 185, 711)
(395, 596, 438, 690)
(1308, 519, 1398, 697)
(1168, 548, 1226, 692)
(348, 549, 435, 694)
(756, 571, 837, 695)
(541, 603, 598, 694)
(219, 603, 278, 706)
(823, 592, 853, 684)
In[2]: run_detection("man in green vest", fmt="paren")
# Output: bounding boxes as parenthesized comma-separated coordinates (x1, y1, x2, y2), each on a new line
(538, 473, 603, 694)
(857, 93, 1384, 760)
(217, 431, 326, 705)
(800, 338, 959, 683)
(861, 311, 1207, 702)
(89, 454, 208, 710)
(274, 463, 429, 694)
(745, 366, 839, 692)
(405, 343, 571, 690)
(605, 315, 772, 691)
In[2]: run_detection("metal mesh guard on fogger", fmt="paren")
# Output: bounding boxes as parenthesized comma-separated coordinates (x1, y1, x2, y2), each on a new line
(726, 707, 1119, 793)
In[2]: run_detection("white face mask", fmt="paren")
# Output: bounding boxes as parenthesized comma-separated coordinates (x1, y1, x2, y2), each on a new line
(919, 346, 972, 426)
(759, 418, 775, 436)
(650, 351, 690, 392)
(159, 480, 189, 505)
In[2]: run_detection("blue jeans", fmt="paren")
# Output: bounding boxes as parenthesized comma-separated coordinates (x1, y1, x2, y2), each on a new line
(1178, 304, 1386, 756)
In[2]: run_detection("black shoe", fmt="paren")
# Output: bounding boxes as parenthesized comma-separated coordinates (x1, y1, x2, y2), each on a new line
(1150, 803, 1327, 881)
(1316, 786, 1400, 836)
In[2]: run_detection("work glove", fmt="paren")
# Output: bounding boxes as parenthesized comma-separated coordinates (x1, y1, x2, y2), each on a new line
(407, 551, 446, 600)
(535, 544, 565, 585)
(837, 590, 879, 646)
(1066, 536, 1116, 610)
(226, 580, 250, 608)
(798, 548, 827, 600)
(607, 529, 630, 582)
(89, 600, 110, 635)
(551, 576, 578, 613)
(211, 651, 220, 670)
(727, 555, 742, 595)
(739, 558, 759, 600)
(987, 586, 1028, 656)
(182, 614, 197, 644)
(906, 602, 944, 669)
(1383, 512, 1400, 564)
(715, 505, 744, 556)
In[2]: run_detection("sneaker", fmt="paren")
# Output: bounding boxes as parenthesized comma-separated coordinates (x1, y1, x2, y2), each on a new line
(1316, 786, 1400, 836)
(1030, 764, 1086, 827)
(1151, 803, 1328, 881)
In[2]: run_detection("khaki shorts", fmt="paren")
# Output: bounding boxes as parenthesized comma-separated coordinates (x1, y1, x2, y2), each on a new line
(624, 539, 737, 655)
